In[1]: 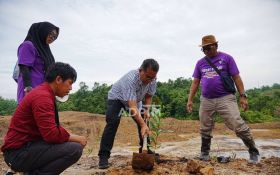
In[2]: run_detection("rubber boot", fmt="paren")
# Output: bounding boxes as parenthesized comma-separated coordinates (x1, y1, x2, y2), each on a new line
(241, 137, 260, 164)
(237, 130, 260, 164)
(199, 137, 211, 161)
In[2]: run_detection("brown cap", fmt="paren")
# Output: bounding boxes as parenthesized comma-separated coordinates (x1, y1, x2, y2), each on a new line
(199, 35, 218, 47)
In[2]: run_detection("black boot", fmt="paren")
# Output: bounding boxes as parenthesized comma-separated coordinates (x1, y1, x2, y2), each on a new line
(237, 130, 260, 164)
(199, 137, 211, 161)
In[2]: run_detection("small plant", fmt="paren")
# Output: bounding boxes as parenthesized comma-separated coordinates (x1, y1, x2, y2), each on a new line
(211, 140, 237, 162)
(230, 151, 237, 160)
(209, 139, 221, 160)
(215, 139, 221, 157)
(148, 105, 163, 152)
(85, 146, 94, 157)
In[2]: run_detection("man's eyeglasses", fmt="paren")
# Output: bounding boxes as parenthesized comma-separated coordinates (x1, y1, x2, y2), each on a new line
(145, 74, 157, 81)
(201, 44, 215, 52)
(48, 31, 58, 41)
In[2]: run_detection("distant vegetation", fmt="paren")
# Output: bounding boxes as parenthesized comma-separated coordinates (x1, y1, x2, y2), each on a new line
(0, 97, 17, 116)
(1, 79, 280, 123)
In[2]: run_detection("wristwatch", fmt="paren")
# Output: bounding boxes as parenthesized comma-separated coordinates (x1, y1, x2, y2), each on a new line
(24, 86, 32, 92)
(240, 92, 248, 98)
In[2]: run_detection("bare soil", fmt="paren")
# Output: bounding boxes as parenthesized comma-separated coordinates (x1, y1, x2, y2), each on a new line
(1, 111, 280, 175)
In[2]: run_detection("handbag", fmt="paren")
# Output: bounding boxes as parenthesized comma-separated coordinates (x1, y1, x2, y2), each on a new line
(204, 57, 236, 94)
(12, 61, 19, 83)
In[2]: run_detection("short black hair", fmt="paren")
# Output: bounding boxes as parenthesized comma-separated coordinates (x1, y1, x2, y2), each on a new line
(140, 58, 159, 72)
(45, 62, 77, 83)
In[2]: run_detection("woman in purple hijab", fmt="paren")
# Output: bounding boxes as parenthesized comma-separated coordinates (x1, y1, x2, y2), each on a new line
(15, 22, 59, 103)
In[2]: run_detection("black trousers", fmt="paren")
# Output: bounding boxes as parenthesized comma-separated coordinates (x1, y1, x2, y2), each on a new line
(3, 141, 83, 175)
(98, 100, 150, 158)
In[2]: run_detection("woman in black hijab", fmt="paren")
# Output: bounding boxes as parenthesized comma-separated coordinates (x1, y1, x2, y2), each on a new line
(15, 22, 59, 103)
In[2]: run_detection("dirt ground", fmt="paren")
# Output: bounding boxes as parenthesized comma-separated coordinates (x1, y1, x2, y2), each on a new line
(0, 111, 280, 175)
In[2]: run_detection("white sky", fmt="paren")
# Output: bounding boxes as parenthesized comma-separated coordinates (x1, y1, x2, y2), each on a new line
(0, 0, 280, 100)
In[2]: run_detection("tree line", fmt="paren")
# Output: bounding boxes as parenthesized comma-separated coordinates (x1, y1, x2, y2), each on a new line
(1, 78, 280, 123)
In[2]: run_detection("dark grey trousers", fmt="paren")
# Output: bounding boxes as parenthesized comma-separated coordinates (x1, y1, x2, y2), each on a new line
(98, 100, 125, 158)
(3, 141, 83, 175)
(98, 100, 148, 158)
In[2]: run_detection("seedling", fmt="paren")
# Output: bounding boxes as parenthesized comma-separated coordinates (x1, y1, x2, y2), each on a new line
(148, 106, 163, 152)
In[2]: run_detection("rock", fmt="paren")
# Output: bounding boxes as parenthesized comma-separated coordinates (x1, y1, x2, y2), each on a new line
(200, 166, 214, 175)
(186, 159, 201, 174)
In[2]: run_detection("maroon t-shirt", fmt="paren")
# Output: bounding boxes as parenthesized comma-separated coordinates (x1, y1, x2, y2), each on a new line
(1, 83, 70, 152)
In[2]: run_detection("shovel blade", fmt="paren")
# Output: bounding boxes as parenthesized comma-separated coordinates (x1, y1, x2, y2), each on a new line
(132, 152, 155, 171)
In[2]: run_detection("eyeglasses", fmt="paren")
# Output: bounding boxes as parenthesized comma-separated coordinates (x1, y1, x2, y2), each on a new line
(48, 31, 58, 41)
(145, 74, 157, 81)
(201, 44, 215, 52)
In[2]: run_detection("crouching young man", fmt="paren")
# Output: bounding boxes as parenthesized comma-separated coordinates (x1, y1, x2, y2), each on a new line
(1, 62, 87, 175)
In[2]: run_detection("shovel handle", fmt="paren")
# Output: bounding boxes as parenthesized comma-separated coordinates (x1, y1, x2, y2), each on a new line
(143, 134, 148, 151)
(142, 118, 149, 151)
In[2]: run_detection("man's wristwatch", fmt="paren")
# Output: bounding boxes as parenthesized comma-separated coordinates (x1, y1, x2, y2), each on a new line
(24, 86, 32, 92)
(240, 92, 248, 98)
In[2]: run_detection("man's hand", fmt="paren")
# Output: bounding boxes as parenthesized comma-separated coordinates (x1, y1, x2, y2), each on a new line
(24, 86, 32, 96)
(186, 78, 200, 113)
(143, 109, 151, 120)
(140, 124, 150, 138)
(128, 100, 150, 137)
(232, 75, 248, 111)
(78, 136, 87, 148)
(240, 97, 249, 111)
(69, 134, 87, 148)
(186, 100, 193, 113)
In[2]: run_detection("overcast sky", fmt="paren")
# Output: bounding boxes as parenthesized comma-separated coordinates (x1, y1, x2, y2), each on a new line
(0, 0, 280, 100)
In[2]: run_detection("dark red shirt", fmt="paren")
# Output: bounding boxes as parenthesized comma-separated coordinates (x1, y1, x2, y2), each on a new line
(1, 83, 70, 152)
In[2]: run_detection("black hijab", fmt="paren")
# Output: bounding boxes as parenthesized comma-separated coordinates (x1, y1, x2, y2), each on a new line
(24, 22, 59, 72)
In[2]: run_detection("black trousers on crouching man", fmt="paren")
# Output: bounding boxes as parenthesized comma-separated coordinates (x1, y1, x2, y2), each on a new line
(98, 100, 150, 159)
(3, 141, 83, 175)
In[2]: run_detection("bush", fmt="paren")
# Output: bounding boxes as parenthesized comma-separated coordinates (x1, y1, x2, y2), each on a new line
(240, 110, 274, 123)
(0, 97, 17, 116)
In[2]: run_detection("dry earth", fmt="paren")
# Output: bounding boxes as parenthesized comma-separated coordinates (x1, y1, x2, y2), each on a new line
(1, 111, 280, 175)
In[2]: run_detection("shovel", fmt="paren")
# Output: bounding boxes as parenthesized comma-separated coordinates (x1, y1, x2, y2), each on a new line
(132, 133, 155, 171)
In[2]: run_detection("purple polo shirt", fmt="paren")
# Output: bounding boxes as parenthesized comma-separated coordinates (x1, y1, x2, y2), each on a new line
(17, 41, 45, 103)
(192, 52, 239, 99)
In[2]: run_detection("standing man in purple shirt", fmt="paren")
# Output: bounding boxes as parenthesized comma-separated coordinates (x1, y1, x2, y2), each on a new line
(15, 22, 59, 103)
(187, 35, 260, 164)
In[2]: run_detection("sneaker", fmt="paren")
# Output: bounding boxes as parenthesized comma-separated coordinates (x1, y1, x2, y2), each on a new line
(6, 169, 16, 175)
(99, 157, 109, 169)
(248, 152, 260, 164)
(199, 152, 210, 161)
(98, 157, 109, 169)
